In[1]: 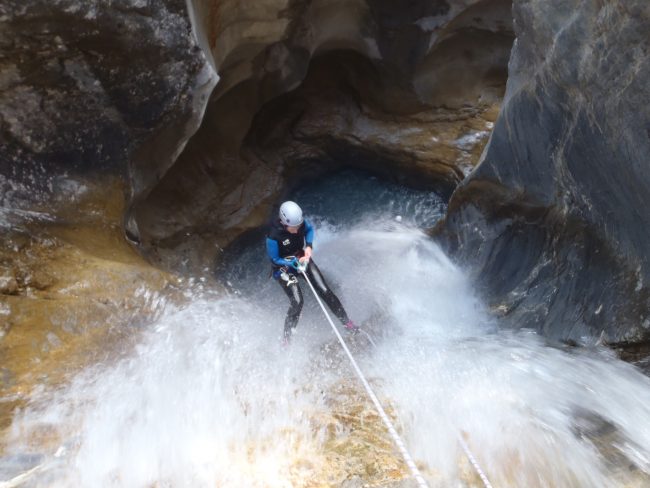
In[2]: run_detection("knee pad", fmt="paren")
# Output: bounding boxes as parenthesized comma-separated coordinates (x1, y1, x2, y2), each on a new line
(287, 282, 302, 306)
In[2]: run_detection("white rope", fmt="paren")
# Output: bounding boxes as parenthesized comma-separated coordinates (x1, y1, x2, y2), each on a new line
(457, 435, 493, 488)
(299, 268, 429, 488)
(0, 463, 50, 488)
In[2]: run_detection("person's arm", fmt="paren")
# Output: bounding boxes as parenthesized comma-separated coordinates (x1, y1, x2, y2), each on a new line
(266, 238, 291, 267)
(304, 219, 314, 248)
(302, 220, 314, 261)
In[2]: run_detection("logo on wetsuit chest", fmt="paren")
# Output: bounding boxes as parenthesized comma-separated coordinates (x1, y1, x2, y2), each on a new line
(282, 239, 290, 245)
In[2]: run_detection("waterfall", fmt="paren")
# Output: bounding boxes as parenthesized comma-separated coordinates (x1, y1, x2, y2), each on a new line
(3, 170, 650, 487)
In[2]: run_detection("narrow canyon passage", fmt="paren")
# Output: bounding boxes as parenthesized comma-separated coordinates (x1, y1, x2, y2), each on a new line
(2, 1, 649, 487)
(3, 170, 650, 487)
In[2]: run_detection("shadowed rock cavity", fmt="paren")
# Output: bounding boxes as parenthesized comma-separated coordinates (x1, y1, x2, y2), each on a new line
(133, 0, 514, 274)
(437, 0, 650, 348)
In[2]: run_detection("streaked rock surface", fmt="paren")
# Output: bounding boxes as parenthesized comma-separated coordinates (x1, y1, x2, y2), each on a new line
(438, 0, 650, 347)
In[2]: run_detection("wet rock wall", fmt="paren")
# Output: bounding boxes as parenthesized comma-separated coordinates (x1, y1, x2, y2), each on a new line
(0, 0, 215, 436)
(133, 0, 514, 273)
(0, 0, 216, 213)
(438, 0, 650, 347)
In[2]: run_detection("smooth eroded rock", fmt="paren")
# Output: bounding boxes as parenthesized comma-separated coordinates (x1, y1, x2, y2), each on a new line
(0, 0, 216, 211)
(438, 0, 650, 346)
(133, 0, 514, 273)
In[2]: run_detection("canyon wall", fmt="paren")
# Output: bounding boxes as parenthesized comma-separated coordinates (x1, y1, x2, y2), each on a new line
(0, 0, 216, 217)
(0, 0, 215, 433)
(5, 0, 648, 350)
(438, 0, 650, 348)
(0, 0, 513, 435)
(132, 0, 513, 272)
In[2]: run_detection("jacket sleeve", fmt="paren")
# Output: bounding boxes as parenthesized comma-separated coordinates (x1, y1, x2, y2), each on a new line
(304, 219, 314, 248)
(266, 237, 289, 267)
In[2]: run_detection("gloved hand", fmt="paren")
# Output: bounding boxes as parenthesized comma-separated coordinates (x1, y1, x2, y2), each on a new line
(301, 246, 313, 263)
(289, 257, 301, 270)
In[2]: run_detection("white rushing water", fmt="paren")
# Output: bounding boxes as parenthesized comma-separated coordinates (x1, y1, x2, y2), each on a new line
(3, 172, 650, 487)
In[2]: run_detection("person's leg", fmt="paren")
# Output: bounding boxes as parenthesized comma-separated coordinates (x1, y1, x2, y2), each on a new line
(304, 260, 351, 325)
(276, 271, 304, 339)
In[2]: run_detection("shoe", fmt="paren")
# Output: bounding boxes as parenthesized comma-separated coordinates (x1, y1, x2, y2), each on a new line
(344, 320, 359, 333)
(282, 327, 293, 346)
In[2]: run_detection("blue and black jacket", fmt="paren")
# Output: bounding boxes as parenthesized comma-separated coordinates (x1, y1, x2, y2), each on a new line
(266, 218, 314, 270)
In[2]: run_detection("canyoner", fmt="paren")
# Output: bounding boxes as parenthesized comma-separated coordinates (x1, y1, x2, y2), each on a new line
(265, 201, 359, 343)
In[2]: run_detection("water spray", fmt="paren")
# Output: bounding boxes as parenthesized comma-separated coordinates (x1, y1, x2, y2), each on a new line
(358, 328, 378, 348)
(299, 261, 494, 488)
(298, 263, 429, 487)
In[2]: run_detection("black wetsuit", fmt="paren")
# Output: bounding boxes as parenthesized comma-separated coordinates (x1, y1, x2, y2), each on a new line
(266, 219, 350, 339)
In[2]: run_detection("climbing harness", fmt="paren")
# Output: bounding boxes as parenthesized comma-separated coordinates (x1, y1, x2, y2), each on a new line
(299, 264, 494, 488)
(279, 269, 298, 286)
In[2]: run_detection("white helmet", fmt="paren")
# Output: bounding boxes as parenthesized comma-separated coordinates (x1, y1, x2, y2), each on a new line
(279, 201, 303, 227)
